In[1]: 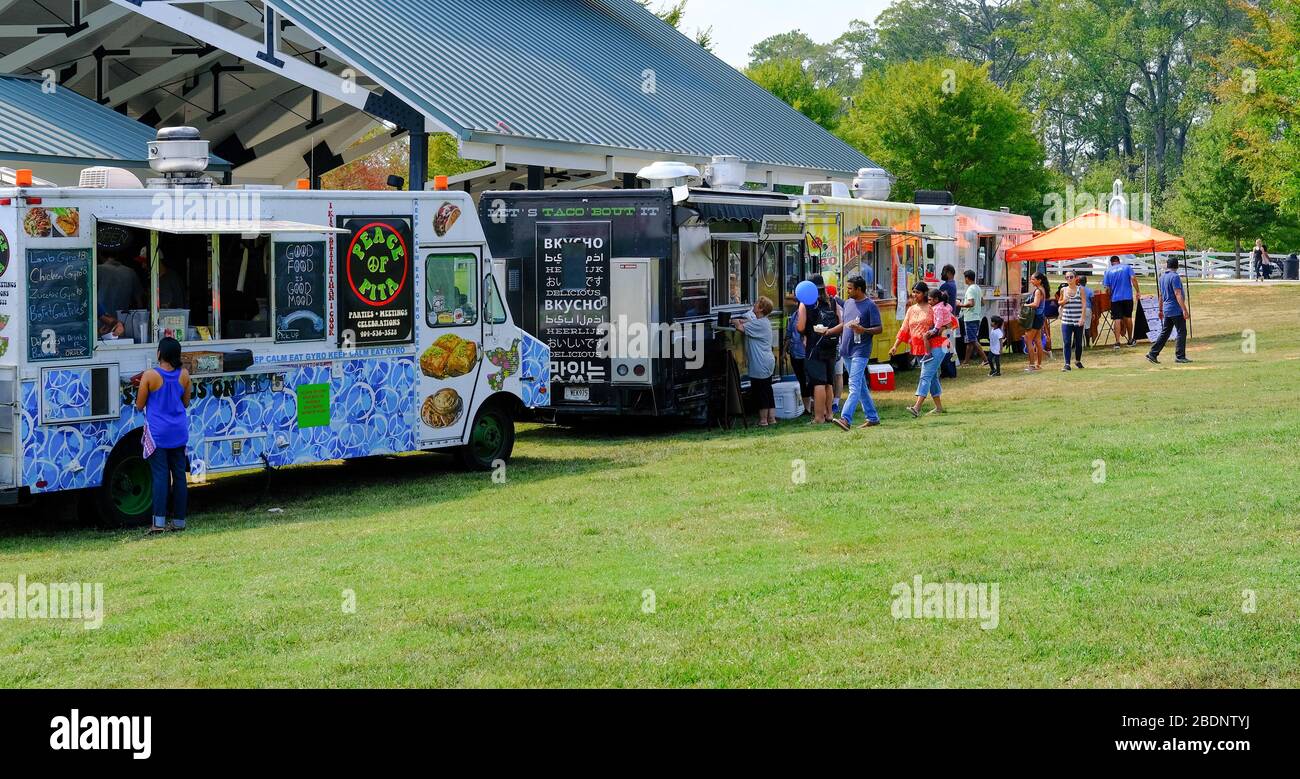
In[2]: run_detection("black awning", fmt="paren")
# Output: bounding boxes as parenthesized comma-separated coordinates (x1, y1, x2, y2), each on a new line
(684, 191, 798, 225)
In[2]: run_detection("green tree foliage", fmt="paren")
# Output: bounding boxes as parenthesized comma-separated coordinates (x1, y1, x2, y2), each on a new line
(745, 59, 843, 130)
(874, 0, 1030, 87)
(747, 30, 858, 91)
(639, 0, 714, 50)
(1165, 107, 1298, 251)
(837, 59, 1048, 219)
(1217, 0, 1300, 215)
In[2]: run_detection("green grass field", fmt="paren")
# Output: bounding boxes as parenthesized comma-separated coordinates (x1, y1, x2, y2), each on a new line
(2, 282, 1298, 688)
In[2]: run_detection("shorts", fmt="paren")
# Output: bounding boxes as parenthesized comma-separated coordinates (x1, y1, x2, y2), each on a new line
(804, 356, 835, 387)
(749, 375, 775, 409)
(1111, 299, 1133, 318)
(1030, 313, 1044, 331)
(963, 319, 981, 341)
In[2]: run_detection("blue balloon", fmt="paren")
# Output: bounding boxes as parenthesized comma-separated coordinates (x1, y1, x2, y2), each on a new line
(795, 280, 819, 306)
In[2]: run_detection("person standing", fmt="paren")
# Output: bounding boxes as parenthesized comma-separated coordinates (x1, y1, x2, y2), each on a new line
(956, 269, 987, 366)
(735, 296, 778, 427)
(988, 315, 1005, 376)
(1023, 272, 1049, 371)
(797, 274, 841, 424)
(830, 275, 883, 430)
(1253, 239, 1271, 280)
(1147, 257, 1192, 364)
(889, 282, 947, 417)
(939, 265, 958, 371)
(134, 337, 192, 533)
(1058, 272, 1088, 371)
(785, 312, 811, 415)
(1102, 255, 1139, 347)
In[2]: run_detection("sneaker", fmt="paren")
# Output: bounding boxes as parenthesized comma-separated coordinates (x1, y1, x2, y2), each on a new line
(1146, 354, 1159, 364)
(1062, 365, 1071, 371)
(1175, 357, 1193, 364)
(1076, 361, 1084, 369)
(1112, 344, 1122, 350)
(833, 417, 851, 431)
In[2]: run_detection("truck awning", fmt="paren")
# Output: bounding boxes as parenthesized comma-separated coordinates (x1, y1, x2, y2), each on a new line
(99, 217, 349, 234)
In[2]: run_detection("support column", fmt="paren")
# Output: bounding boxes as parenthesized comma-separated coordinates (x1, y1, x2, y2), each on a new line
(527, 165, 544, 190)
(408, 130, 428, 191)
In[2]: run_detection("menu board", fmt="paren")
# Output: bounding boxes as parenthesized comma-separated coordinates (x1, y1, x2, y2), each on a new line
(26, 248, 92, 361)
(336, 217, 413, 347)
(537, 221, 610, 384)
(274, 240, 327, 343)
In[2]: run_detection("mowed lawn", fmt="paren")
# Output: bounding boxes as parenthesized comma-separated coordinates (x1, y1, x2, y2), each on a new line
(2, 282, 1298, 688)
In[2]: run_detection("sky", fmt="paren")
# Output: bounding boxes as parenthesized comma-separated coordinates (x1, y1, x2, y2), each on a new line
(678, 0, 895, 69)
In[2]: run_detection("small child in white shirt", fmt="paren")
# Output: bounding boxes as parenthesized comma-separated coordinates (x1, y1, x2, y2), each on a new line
(988, 315, 1004, 376)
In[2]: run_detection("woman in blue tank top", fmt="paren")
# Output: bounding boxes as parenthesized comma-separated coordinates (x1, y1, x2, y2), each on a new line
(134, 337, 192, 532)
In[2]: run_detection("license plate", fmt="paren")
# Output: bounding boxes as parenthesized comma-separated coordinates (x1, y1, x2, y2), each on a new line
(564, 386, 590, 402)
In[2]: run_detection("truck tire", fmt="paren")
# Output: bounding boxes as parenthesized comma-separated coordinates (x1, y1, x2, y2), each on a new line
(88, 433, 153, 527)
(456, 404, 515, 471)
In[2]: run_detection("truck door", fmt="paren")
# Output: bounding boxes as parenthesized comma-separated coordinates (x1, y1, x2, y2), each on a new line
(417, 247, 485, 446)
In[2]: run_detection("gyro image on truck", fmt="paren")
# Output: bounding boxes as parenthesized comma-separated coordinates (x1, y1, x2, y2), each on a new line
(0, 128, 549, 524)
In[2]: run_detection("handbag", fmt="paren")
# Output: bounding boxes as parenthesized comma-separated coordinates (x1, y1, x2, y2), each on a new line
(1018, 302, 1036, 329)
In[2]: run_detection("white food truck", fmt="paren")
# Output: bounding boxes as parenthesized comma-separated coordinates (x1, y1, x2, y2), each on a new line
(0, 128, 549, 523)
(915, 192, 1034, 343)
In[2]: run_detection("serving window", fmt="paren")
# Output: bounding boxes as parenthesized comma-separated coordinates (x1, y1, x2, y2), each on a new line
(425, 252, 478, 327)
(94, 217, 343, 347)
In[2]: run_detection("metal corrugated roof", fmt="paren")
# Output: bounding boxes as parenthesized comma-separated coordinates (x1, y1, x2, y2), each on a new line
(0, 75, 229, 169)
(266, 0, 876, 175)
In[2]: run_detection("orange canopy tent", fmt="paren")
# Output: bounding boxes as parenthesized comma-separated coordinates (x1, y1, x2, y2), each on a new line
(1005, 210, 1185, 263)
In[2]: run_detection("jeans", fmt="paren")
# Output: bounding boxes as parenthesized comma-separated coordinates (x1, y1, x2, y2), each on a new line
(149, 446, 188, 525)
(1062, 324, 1084, 365)
(1148, 315, 1187, 360)
(916, 346, 943, 398)
(841, 356, 880, 424)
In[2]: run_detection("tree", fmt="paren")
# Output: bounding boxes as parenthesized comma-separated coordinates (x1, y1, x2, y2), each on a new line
(1164, 106, 1297, 254)
(748, 30, 856, 90)
(639, 0, 714, 50)
(745, 58, 843, 130)
(1216, 0, 1300, 215)
(322, 130, 484, 191)
(837, 59, 1048, 220)
(874, 0, 1031, 87)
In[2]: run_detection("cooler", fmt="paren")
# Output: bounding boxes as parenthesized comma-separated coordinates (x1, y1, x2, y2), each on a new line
(868, 363, 895, 391)
(773, 380, 804, 419)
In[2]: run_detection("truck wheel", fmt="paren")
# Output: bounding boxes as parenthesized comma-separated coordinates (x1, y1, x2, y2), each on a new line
(456, 404, 514, 471)
(90, 437, 153, 527)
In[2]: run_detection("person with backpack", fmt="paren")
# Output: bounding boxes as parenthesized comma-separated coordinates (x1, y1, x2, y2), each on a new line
(133, 337, 192, 533)
(796, 274, 842, 424)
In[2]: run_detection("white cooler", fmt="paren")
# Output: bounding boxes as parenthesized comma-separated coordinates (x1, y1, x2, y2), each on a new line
(773, 380, 804, 419)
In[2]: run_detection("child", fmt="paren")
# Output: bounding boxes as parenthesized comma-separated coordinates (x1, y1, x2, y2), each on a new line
(988, 315, 1004, 376)
(134, 337, 192, 532)
(734, 296, 778, 427)
(926, 289, 955, 342)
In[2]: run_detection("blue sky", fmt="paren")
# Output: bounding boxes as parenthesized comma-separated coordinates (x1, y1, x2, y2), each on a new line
(678, 0, 894, 69)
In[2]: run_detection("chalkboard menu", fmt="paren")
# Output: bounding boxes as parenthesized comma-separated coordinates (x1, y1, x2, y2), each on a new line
(336, 217, 413, 347)
(274, 240, 327, 343)
(537, 221, 610, 384)
(26, 248, 92, 361)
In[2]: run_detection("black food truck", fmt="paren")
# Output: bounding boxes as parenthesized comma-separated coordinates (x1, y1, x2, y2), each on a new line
(479, 184, 807, 422)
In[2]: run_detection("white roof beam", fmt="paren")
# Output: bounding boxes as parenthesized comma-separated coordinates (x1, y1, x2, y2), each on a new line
(0, 4, 131, 73)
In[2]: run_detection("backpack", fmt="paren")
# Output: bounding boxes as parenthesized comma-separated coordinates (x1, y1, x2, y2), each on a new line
(806, 301, 840, 358)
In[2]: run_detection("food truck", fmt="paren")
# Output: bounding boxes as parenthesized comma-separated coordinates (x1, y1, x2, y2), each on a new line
(0, 129, 549, 523)
(915, 193, 1034, 344)
(794, 182, 925, 365)
(479, 158, 805, 421)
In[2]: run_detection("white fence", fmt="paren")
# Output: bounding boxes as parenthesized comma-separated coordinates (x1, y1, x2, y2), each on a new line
(1047, 251, 1294, 280)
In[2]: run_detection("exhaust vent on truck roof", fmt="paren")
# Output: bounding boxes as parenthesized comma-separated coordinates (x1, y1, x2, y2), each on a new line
(914, 190, 955, 206)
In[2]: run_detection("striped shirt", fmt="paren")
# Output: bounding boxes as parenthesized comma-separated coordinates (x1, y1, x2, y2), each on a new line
(1059, 289, 1085, 326)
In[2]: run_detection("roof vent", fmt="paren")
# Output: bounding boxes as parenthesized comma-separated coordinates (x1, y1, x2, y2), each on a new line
(914, 190, 955, 206)
(804, 181, 850, 199)
(703, 155, 746, 190)
(851, 167, 894, 200)
(79, 166, 144, 189)
(147, 126, 213, 188)
(636, 161, 701, 189)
